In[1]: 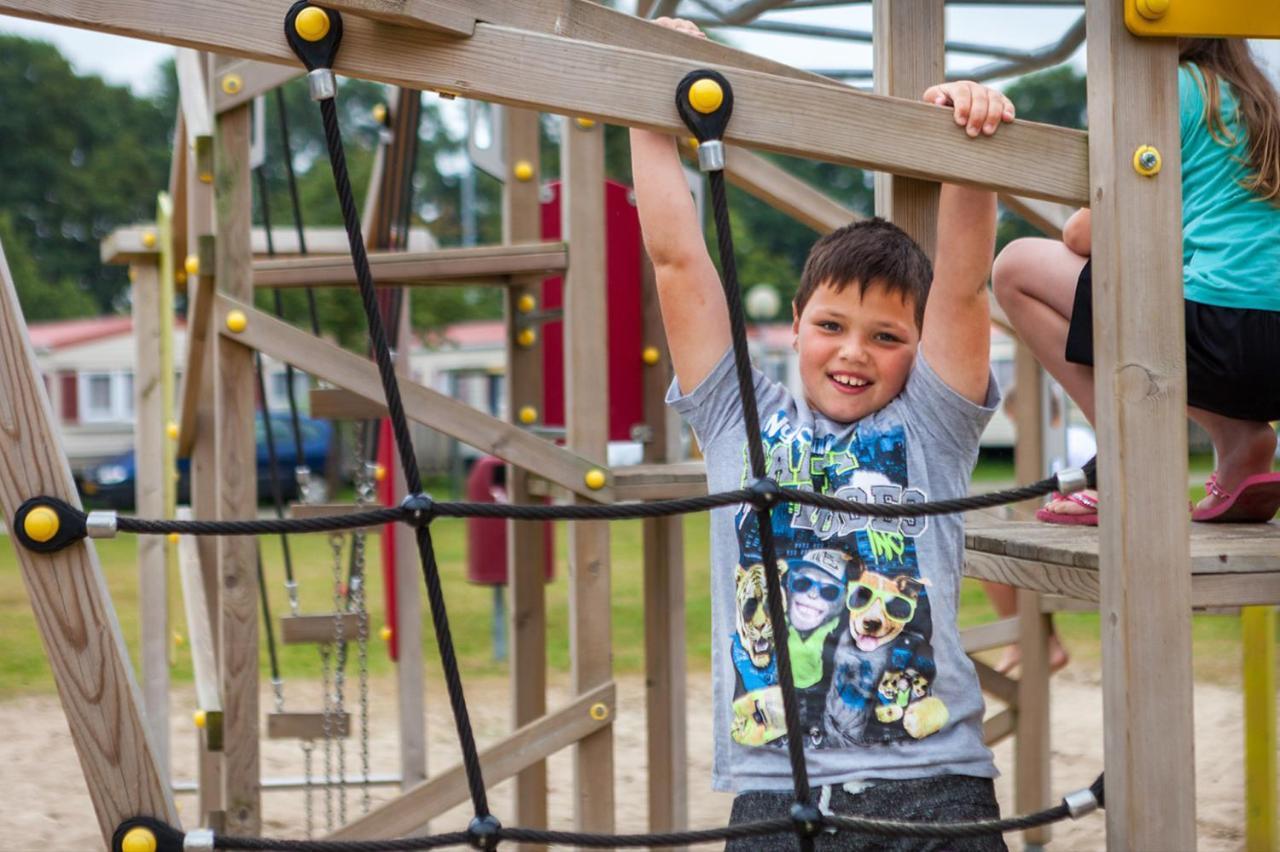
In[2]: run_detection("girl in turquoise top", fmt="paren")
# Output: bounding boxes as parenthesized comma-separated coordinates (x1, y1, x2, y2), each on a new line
(995, 38, 1280, 526)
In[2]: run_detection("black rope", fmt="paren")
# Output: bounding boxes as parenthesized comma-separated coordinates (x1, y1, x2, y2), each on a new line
(317, 90, 490, 820)
(275, 86, 322, 336)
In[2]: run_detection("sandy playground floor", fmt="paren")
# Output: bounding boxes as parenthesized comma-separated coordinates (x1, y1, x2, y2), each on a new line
(0, 665, 1252, 850)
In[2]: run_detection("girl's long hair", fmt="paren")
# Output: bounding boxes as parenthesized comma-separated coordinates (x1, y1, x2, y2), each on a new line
(1179, 39, 1280, 202)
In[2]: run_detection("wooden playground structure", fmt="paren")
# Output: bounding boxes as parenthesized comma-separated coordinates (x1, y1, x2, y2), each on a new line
(0, 2, 1277, 850)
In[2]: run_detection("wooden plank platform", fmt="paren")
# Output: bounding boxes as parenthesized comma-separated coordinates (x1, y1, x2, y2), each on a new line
(266, 712, 351, 740)
(965, 518, 1280, 608)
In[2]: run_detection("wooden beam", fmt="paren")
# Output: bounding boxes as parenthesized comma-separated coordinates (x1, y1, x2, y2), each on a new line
(132, 260, 171, 780)
(724, 145, 857, 234)
(0, 0, 1090, 204)
(176, 48, 212, 138)
(280, 614, 367, 645)
(0, 236, 180, 843)
(1243, 606, 1278, 851)
(503, 105, 548, 839)
(253, 242, 567, 289)
(309, 388, 386, 420)
(266, 712, 351, 740)
(214, 102, 261, 836)
(287, 502, 383, 532)
(1001, 194, 1073, 240)
(177, 235, 216, 458)
(331, 683, 615, 839)
(1087, 7, 1195, 846)
(972, 659, 1018, 706)
(177, 511, 221, 714)
(215, 296, 613, 501)
(872, 0, 944, 257)
(612, 461, 708, 501)
(212, 57, 301, 114)
(1015, 586, 1052, 846)
(959, 617, 1019, 655)
(104, 225, 437, 265)
(982, 707, 1016, 746)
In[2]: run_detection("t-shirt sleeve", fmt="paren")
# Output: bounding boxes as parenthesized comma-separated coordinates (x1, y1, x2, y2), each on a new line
(1179, 64, 1203, 140)
(897, 352, 1000, 456)
(666, 346, 779, 449)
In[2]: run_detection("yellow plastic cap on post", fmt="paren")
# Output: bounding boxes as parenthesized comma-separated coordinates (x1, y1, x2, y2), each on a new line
(585, 469, 607, 490)
(168, 532, 180, 544)
(688, 78, 724, 115)
(380, 625, 393, 642)
(193, 710, 206, 729)
(642, 346, 661, 366)
(295, 6, 332, 42)
(513, 160, 534, 182)
(518, 406, 538, 425)
(166, 421, 180, 440)
(121, 826, 158, 852)
(516, 294, 537, 313)
(1133, 145, 1162, 176)
(375, 464, 387, 482)
(517, 328, 537, 348)
(1136, 0, 1171, 20)
(575, 117, 596, 130)
(226, 310, 248, 333)
(142, 231, 157, 249)
(372, 103, 388, 124)
(220, 73, 243, 96)
(23, 506, 59, 543)
(174, 270, 188, 287)
(184, 254, 200, 277)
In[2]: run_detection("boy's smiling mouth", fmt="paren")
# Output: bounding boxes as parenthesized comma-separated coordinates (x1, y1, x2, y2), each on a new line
(829, 372, 872, 393)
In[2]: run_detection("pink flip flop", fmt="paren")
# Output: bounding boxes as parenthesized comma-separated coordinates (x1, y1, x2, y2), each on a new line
(1191, 472, 1280, 523)
(1035, 491, 1098, 526)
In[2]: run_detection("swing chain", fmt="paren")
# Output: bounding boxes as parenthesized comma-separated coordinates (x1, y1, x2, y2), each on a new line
(353, 459, 376, 814)
(301, 738, 315, 839)
(330, 526, 348, 827)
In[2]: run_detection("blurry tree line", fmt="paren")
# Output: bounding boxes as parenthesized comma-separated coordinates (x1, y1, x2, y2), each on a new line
(0, 31, 1085, 335)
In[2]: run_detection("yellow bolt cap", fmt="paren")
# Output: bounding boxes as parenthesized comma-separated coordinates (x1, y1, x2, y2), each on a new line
(589, 702, 610, 721)
(226, 309, 248, 333)
(121, 826, 158, 852)
(168, 532, 180, 544)
(184, 254, 200, 277)
(142, 231, 157, 249)
(584, 469, 607, 490)
(642, 346, 661, 366)
(174, 270, 188, 286)
(1133, 145, 1162, 177)
(173, 632, 185, 647)
(375, 464, 387, 482)
(518, 406, 538, 425)
(193, 710, 206, 729)
(23, 506, 60, 543)
(575, 117, 596, 130)
(220, 73, 243, 96)
(517, 328, 537, 347)
(295, 6, 331, 42)
(1135, 0, 1171, 19)
(166, 421, 180, 440)
(372, 103, 388, 124)
(513, 160, 534, 182)
(517, 294, 537, 313)
(688, 78, 724, 115)
(688, 137, 700, 150)
(198, 171, 213, 184)
(380, 625, 393, 642)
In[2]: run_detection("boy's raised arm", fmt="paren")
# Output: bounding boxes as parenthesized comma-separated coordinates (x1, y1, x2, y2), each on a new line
(919, 81, 1014, 405)
(629, 19, 731, 395)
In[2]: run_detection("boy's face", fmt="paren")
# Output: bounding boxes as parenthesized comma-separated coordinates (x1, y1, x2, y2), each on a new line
(792, 280, 919, 423)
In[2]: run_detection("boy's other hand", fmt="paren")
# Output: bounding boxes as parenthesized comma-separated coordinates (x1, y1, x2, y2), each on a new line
(652, 16, 708, 39)
(921, 81, 1016, 138)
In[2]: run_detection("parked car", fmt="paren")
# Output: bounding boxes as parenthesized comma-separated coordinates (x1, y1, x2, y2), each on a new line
(80, 414, 332, 510)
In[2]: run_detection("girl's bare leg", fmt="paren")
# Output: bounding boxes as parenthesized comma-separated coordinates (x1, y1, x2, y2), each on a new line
(1188, 407, 1277, 511)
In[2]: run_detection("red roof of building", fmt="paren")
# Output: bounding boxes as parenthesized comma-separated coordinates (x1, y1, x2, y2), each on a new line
(28, 315, 186, 350)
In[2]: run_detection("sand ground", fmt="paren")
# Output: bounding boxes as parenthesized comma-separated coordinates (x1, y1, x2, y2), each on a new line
(0, 665, 1250, 850)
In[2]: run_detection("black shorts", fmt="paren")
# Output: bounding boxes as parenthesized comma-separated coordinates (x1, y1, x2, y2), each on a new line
(1065, 259, 1280, 422)
(727, 775, 1006, 851)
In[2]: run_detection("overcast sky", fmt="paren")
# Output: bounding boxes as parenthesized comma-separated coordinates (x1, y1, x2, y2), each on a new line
(0, 8, 1273, 98)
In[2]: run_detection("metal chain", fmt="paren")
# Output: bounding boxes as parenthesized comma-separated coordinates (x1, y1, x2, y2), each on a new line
(322, 530, 344, 832)
(329, 526, 348, 828)
(301, 739, 315, 839)
(319, 639, 334, 833)
(352, 460, 376, 814)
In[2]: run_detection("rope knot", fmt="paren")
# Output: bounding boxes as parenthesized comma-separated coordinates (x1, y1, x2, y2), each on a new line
(467, 813, 503, 850)
(401, 493, 436, 527)
(789, 800, 826, 839)
(747, 477, 782, 511)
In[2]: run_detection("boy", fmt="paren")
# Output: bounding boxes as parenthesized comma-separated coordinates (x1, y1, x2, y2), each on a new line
(631, 17, 1016, 851)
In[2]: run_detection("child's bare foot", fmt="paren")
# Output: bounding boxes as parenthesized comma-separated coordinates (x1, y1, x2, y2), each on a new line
(1193, 423, 1277, 515)
(994, 633, 1070, 676)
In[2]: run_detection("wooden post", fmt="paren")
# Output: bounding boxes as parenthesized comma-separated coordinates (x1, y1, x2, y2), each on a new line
(393, 300, 427, 791)
(640, 255, 687, 838)
(0, 241, 181, 843)
(1085, 5, 1196, 848)
(214, 102, 261, 835)
(872, 0, 943, 257)
(561, 114, 614, 833)
(132, 258, 171, 781)
(503, 105, 550, 839)
(1242, 605, 1277, 851)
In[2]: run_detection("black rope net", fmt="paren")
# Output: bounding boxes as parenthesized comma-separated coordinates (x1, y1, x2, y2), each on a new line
(22, 6, 1105, 851)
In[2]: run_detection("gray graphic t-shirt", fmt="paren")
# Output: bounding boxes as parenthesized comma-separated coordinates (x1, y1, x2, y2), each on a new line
(668, 349, 1000, 792)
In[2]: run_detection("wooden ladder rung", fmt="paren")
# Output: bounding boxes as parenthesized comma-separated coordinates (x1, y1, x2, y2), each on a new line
(280, 613, 367, 645)
(287, 502, 383, 532)
(266, 712, 351, 740)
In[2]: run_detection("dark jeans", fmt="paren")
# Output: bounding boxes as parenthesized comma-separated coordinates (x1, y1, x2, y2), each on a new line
(726, 775, 1008, 851)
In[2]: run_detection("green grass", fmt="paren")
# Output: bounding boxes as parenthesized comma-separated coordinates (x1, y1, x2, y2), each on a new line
(0, 455, 1255, 698)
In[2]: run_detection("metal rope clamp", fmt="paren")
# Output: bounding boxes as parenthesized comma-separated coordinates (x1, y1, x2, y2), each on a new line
(676, 69, 734, 173)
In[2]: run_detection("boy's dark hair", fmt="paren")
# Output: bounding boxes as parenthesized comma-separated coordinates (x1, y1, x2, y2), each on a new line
(793, 217, 933, 328)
